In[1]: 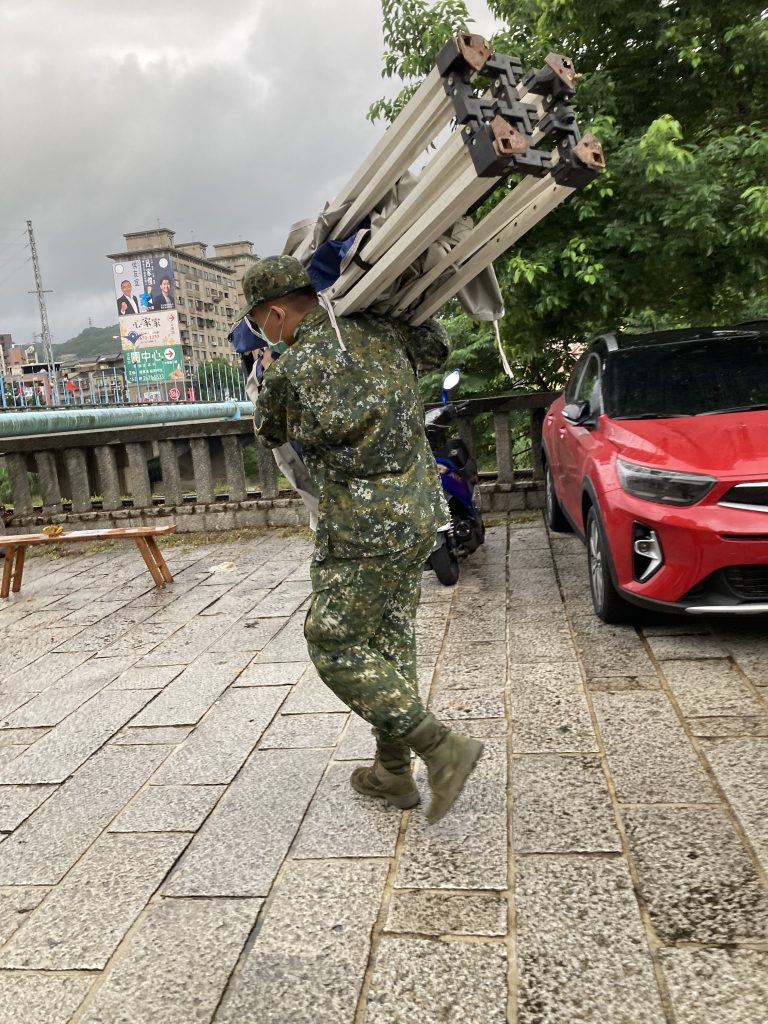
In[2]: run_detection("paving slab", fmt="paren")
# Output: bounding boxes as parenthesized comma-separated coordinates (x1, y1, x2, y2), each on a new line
(688, 715, 768, 737)
(0, 975, 92, 1024)
(430, 687, 506, 721)
(0, 832, 188, 969)
(109, 784, 225, 832)
(215, 859, 387, 1024)
(516, 856, 665, 1024)
(130, 653, 249, 726)
(0, 784, 56, 830)
(593, 691, 715, 803)
(0, 651, 91, 692)
(662, 659, 763, 717)
(253, 615, 312, 662)
(647, 633, 729, 660)
(112, 725, 191, 745)
(572, 624, 656, 679)
(260, 710, 348, 748)
(623, 805, 768, 943)
(333, 712, 377, 760)
(435, 643, 507, 690)
(163, 747, 329, 897)
(4, 655, 137, 728)
(150, 685, 289, 785)
(233, 660, 307, 687)
(0, 885, 48, 945)
(386, 891, 507, 937)
(510, 662, 597, 752)
(659, 949, 768, 1024)
(0, 693, 36, 722)
(293, 759, 402, 858)
(700, 737, 768, 872)
(397, 739, 506, 890)
(107, 663, 186, 691)
(205, 615, 289, 655)
(0, 688, 158, 784)
(0, 744, 170, 884)
(511, 754, 620, 853)
(137, 615, 240, 665)
(281, 665, 349, 714)
(78, 897, 261, 1024)
(365, 937, 507, 1024)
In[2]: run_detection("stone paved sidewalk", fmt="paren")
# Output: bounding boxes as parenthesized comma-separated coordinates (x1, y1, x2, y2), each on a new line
(0, 516, 766, 1023)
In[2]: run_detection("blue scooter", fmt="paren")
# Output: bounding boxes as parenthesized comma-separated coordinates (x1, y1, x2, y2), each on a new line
(425, 370, 485, 585)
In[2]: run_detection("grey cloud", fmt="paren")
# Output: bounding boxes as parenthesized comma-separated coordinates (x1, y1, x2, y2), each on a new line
(0, 0, 497, 346)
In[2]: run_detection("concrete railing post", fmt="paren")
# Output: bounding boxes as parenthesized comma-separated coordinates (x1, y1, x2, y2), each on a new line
(457, 416, 476, 460)
(222, 435, 247, 503)
(190, 437, 215, 505)
(493, 411, 514, 485)
(529, 408, 545, 481)
(95, 445, 122, 512)
(63, 448, 92, 514)
(256, 446, 279, 500)
(35, 451, 62, 514)
(125, 443, 152, 509)
(5, 453, 33, 516)
(158, 440, 183, 506)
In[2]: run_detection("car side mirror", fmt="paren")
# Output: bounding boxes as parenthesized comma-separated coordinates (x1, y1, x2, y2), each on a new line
(562, 399, 592, 424)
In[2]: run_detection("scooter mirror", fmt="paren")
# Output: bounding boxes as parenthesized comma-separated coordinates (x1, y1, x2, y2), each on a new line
(443, 369, 461, 391)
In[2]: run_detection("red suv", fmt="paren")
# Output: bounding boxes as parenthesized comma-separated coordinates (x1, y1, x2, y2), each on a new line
(542, 324, 768, 621)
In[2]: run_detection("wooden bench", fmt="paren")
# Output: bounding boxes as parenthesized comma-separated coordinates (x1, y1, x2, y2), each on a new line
(0, 525, 177, 598)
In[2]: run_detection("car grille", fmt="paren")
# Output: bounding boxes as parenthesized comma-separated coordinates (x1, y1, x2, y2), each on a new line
(720, 482, 768, 512)
(724, 565, 768, 600)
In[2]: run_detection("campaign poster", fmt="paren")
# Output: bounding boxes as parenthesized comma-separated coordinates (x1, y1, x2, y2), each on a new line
(120, 309, 184, 385)
(113, 254, 175, 317)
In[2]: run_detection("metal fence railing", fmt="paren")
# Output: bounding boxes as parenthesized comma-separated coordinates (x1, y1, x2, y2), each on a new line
(0, 357, 248, 411)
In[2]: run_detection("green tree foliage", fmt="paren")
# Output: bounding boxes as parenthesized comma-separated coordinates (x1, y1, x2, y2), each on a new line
(371, 0, 768, 394)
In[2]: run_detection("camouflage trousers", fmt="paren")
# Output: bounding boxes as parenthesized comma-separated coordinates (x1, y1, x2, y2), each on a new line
(304, 536, 435, 740)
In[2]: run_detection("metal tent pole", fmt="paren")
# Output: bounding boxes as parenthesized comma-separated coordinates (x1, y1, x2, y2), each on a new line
(410, 180, 571, 324)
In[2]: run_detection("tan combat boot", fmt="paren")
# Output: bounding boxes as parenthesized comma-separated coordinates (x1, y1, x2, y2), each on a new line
(350, 735, 421, 809)
(405, 712, 484, 824)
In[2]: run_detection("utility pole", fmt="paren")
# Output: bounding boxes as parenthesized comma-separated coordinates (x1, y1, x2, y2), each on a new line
(26, 219, 58, 397)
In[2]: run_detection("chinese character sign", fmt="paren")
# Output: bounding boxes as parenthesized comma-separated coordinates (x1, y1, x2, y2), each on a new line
(113, 254, 175, 317)
(120, 309, 184, 384)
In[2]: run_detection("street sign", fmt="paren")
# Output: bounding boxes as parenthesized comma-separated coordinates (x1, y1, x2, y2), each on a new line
(169, 387, 181, 401)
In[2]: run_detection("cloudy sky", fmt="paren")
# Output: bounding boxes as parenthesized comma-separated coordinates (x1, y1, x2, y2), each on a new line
(0, 0, 499, 349)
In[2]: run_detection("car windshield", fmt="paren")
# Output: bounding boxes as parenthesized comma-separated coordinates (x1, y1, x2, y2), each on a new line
(603, 333, 768, 419)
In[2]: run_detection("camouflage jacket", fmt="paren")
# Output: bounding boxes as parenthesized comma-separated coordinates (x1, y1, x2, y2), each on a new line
(254, 306, 450, 560)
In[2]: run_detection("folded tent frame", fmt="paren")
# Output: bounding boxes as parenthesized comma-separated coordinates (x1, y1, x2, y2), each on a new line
(286, 33, 605, 325)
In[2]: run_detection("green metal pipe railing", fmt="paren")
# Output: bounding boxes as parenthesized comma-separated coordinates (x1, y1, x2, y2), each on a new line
(0, 401, 255, 438)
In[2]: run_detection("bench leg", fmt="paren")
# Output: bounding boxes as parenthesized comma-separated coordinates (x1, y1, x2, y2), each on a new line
(145, 537, 173, 584)
(134, 537, 165, 588)
(1, 547, 15, 599)
(11, 547, 26, 594)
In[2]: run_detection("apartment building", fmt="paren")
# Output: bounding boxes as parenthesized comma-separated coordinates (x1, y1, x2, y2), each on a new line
(107, 229, 259, 365)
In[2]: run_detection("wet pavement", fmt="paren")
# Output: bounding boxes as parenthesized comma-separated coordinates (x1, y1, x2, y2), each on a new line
(0, 515, 766, 1023)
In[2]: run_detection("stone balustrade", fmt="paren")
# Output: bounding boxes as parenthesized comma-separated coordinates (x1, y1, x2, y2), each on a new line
(0, 391, 557, 534)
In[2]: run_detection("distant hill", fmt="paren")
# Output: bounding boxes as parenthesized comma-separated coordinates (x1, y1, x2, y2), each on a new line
(54, 325, 120, 360)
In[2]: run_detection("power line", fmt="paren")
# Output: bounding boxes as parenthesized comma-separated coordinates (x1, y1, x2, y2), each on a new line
(0, 254, 31, 289)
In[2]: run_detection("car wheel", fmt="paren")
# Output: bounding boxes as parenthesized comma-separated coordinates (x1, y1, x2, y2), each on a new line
(586, 507, 631, 623)
(545, 461, 572, 532)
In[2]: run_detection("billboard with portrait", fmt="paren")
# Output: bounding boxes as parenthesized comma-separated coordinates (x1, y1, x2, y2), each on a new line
(113, 254, 175, 317)
(119, 309, 184, 385)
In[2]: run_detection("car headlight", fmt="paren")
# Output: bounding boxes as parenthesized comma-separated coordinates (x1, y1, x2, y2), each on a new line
(616, 458, 716, 507)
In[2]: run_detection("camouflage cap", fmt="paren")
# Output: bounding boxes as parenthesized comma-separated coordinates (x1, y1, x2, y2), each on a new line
(238, 256, 313, 319)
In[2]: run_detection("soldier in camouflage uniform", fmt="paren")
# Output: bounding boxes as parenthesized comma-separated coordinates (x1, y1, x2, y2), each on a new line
(244, 255, 483, 823)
